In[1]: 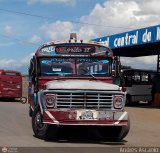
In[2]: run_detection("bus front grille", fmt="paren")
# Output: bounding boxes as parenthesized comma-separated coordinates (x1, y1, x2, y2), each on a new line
(55, 92, 113, 109)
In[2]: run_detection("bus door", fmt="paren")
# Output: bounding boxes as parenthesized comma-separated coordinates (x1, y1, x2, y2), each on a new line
(0, 71, 22, 98)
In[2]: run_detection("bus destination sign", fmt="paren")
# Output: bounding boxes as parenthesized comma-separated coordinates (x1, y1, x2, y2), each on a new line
(55, 46, 95, 54)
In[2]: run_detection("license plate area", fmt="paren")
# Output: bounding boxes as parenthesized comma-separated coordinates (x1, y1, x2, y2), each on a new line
(76, 110, 113, 120)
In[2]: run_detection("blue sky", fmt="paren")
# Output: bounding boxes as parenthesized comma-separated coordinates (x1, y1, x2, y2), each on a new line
(0, 0, 160, 73)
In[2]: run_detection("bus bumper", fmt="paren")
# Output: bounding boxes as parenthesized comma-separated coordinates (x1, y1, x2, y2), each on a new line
(43, 110, 129, 126)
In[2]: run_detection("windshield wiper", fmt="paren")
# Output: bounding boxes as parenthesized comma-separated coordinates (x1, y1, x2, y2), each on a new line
(80, 68, 97, 80)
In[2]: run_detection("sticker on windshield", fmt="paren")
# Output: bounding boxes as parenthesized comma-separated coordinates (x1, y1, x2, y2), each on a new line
(52, 68, 61, 72)
(41, 46, 55, 53)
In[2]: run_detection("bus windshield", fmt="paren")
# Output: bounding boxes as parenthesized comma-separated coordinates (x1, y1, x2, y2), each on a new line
(39, 57, 111, 77)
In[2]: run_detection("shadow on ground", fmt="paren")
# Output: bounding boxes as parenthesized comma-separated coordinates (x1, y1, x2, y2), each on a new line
(0, 98, 21, 103)
(126, 101, 159, 109)
(40, 127, 127, 146)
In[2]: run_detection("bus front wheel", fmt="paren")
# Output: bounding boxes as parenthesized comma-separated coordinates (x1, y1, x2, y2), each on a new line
(32, 106, 58, 140)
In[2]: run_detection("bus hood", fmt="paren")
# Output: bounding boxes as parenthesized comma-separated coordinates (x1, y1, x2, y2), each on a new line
(46, 79, 120, 91)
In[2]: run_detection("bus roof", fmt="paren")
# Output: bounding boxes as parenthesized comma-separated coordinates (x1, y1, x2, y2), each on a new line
(37, 39, 110, 49)
(0, 69, 21, 74)
(122, 68, 157, 73)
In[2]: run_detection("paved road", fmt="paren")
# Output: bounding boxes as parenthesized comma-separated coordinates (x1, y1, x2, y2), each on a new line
(0, 101, 160, 149)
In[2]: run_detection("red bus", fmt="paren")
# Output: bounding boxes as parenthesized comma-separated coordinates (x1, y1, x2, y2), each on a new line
(28, 34, 130, 141)
(0, 69, 27, 103)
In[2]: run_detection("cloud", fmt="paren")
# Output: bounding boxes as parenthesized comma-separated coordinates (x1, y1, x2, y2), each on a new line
(27, 0, 75, 5)
(41, 21, 74, 40)
(39, 0, 160, 69)
(121, 56, 157, 69)
(29, 35, 41, 44)
(134, 0, 160, 16)
(0, 59, 18, 68)
(0, 53, 34, 69)
(21, 53, 35, 65)
(3, 25, 13, 36)
(41, 0, 160, 40)
(78, 0, 160, 39)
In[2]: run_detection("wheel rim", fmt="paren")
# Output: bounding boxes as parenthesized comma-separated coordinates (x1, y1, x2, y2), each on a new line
(21, 97, 27, 104)
(35, 112, 47, 131)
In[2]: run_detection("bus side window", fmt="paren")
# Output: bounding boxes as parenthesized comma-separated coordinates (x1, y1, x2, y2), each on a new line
(132, 72, 140, 84)
(141, 72, 149, 84)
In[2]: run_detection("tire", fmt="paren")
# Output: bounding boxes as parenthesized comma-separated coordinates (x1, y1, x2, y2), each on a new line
(20, 97, 27, 104)
(32, 106, 58, 140)
(99, 117, 130, 141)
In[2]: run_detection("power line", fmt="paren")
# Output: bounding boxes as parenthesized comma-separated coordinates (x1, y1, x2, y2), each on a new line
(0, 8, 48, 19)
(0, 8, 132, 29)
(0, 33, 38, 46)
(70, 20, 132, 29)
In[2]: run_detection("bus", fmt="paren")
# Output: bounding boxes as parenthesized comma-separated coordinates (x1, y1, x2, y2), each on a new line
(121, 69, 156, 105)
(28, 34, 130, 141)
(0, 69, 26, 103)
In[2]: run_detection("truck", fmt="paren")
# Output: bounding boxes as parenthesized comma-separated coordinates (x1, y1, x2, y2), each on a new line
(28, 34, 130, 141)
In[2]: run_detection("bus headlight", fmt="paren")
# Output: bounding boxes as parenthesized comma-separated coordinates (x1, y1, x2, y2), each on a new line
(45, 93, 56, 108)
(114, 95, 123, 109)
